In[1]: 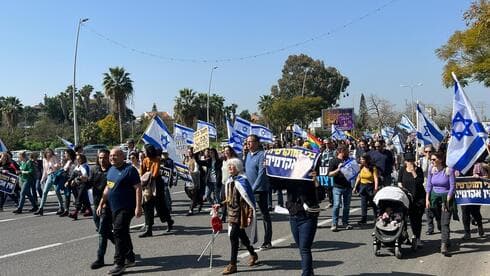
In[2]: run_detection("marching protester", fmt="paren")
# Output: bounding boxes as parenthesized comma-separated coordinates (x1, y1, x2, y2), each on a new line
(320, 139, 336, 208)
(97, 147, 142, 275)
(328, 145, 353, 231)
(368, 141, 388, 187)
(353, 154, 378, 224)
(128, 151, 140, 170)
(35, 148, 62, 216)
(419, 145, 438, 235)
(90, 149, 114, 269)
(0, 152, 19, 211)
(220, 157, 258, 275)
(268, 151, 321, 276)
(245, 134, 273, 249)
(59, 149, 76, 217)
(198, 148, 223, 205)
(221, 145, 239, 221)
(161, 150, 175, 211)
(30, 152, 43, 205)
(139, 144, 174, 237)
(425, 150, 456, 256)
(397, 152, 425, 248)
(13, 151, 37, 213)
(68, 153, 92, 220)
(126, 138, 136, 161)
(184, 147, 203, 215)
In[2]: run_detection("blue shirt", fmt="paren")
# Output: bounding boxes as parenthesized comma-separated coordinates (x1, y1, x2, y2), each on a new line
(107, 163, 141, 213)
(245, 150, 269, 193)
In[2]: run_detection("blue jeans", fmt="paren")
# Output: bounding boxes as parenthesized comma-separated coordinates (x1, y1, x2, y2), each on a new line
(332, 186, 352, 226)
(18, 179, 36, 210)
(39, 174, 64, 210)
(290, 214, 318, 276)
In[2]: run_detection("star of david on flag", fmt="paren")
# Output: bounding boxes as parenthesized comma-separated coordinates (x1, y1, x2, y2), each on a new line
(416, 103, 444, 150)
(233, 116, 251, 137)
(142, 116, 181, 163)
(251, 123, 273, 143)
(226, 117, 244, 153)
(174, 123, 195, 145)
(446, 73, 487, 174)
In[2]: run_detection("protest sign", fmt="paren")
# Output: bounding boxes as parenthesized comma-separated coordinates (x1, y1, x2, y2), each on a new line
(455, 177, 490, 205)
(174, 135, 188, 162)
(160, 166, 172, 185)
(265, 148, 319, 181)
(0, 171, 18, 194)
(193, 127, 210, 153)
(340, 158, 360, 184)
(174, 162, 194, 188)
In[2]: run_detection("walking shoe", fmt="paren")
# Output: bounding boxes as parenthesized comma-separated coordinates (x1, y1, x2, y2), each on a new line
(416, 238, 423, 248)
(331, 225, 338, 232)
(107, 264, 125, 275)
(34, 208, 43, 216)
(441, 243, 448, 256)
(426, 229, 434, 235)
(248, 253, 258, 266)
(166, 219, 174, 232)
(91, 259, 104, 269)
(12, 209, 22, 214)
(478, 224, 484, 237)
(344, 224, 353, 230)
(462, 232, 471, 240)
(138, 228, 153, 238)
(326, 203, 333, 209)
(68, 211, 78, 220)
(29, 207, 38, 212)
(260, 243, 272, 249)
(125, 259, 136, 267)
(222, 263, 237, 275)
(186, 210, 194, 216)
(56, 209, 65, 215)
(59, 210, 69, 217)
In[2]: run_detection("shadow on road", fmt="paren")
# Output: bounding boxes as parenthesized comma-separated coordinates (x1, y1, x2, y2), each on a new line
(312, 240, 365, 253)
(124, 254, 228, 274)
(348, 272, 436, 276)
(240, 259, 343, 273)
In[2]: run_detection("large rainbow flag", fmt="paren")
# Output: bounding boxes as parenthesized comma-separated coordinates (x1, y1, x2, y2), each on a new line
(306, 133, 322, 152)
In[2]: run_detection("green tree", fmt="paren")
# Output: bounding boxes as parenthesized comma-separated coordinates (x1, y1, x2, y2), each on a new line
(436, 0, 490, 87)
(268, 96, 323, 133)
(103, 67, 134, 143)
(239, 110, 252, 121)
(97, 114, 119, 144)
(81, 122, 101, 144)
(174, 88, 198, 127)
(357, 93, 369, 129)
(0, 96, 23, 132)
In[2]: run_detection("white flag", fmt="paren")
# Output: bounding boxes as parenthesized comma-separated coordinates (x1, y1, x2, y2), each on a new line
(174, 123, 194, 145)
(142, 116, 181, 163)
(416, 103, 444, 150)
(446, 73, 487, 174)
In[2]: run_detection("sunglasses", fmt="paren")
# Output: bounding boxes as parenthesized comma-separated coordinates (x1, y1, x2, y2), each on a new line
(430, 159, 437, 162)
(424, 150, 432, 153)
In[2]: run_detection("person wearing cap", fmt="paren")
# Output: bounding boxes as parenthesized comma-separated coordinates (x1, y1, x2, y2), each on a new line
(397, 152, 425, 248)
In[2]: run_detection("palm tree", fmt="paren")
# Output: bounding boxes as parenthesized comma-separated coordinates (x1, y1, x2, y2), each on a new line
(258, 95, 274, 127)
(103, 67, 134, 143)
(0, 96, 23, 132)
(174, 88, 198, 127)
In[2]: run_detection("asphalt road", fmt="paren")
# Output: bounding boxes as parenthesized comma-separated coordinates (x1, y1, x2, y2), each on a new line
(1, 187, 489, 276)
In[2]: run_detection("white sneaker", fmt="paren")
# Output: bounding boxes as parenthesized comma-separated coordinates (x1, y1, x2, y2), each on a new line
(331, 225, 338, 232)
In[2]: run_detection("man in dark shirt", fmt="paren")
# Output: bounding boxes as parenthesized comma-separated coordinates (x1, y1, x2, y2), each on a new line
(97, 148, 142, 275)
(328, 145, 353, 231)
(379, 140, 395, 187)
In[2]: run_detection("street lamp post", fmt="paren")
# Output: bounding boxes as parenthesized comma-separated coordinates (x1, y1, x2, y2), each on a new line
(73, 18, 89, 146)
(400, 83, 422, 122)
(207, 66, 218, 123)
(301, 68, 310, 97)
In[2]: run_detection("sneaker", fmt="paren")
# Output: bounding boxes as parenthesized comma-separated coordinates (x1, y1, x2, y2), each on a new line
(91, 259, 104, 270)
(107, 264, 125, 275)
(125, 259, 136, 268)
(344, 224, 353, 230)
(248, 253, 258, 266)
(326, 203, 333, 209)
(331, 225, 338, 232)
(12, 209, 22, 214)
(462, 232, 471, 240)
(260, 243, 272, 250)
(416, 238, 423, 248)
(222, 263, 237, 275)
(29, 207, 38, 212)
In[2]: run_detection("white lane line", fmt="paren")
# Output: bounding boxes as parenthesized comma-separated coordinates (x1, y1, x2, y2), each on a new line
(172, 191, 185, 194)
(0, 212, 57, 223)
(238, 207, 361, 258)
(0, 243, 63, 260)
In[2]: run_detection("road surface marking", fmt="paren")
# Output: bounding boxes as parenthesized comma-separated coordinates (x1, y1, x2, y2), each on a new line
(0, 243, 63, 260)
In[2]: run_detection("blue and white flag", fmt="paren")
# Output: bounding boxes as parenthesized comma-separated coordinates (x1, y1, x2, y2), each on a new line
(174, 123, 194, 145)
(416, 103, 444, 150)
(446, 73, 488, 174)
(226, 118, 244, 153)
(363, 131, 374, 139)
(331, 124, 347, 140)
(398, 115, 416, 133)
(381, 127, 395, 141)
(58, 137, 74, 150)
(233, 116, 252, 137)
(251, 123, 273, 143)
(392, 134, 405, 154)
(142, 116, 181, 163)
(0, 138, 8, 152)
(292, 124, 308, 139)
(196, 120, 217, 139)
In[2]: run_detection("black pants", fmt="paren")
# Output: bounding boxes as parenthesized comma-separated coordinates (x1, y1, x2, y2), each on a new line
(75, 183, 91, 212)
(0, 191, 18, 208)
(143, 185, 171, 227)
(97, 207, 114, 261)
(461, 205, 483, 233)
(425, 207, 437, 232)
(255, 191, 272, 244)
(229, 223, 255, 263)
(359, 185, 377, 221)
(113, 208, 135, 266)
(409, 206, 424, 239)
(431, 205, 452, 244)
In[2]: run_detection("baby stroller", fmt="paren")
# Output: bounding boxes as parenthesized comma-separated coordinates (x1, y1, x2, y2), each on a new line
(372, 186, 413, 259)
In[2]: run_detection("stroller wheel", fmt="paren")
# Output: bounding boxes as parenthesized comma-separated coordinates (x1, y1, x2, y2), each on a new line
(395, 246, 402, 259)
(373, 243, 381, 256)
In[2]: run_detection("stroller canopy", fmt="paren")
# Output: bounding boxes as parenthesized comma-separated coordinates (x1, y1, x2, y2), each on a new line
(374, 186, 410, 209)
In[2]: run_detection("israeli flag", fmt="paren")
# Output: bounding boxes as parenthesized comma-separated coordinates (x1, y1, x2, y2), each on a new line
(398, 115, 416, 133)
(174, 123, 194, 145)
(0, 138, 8, 152)
(416, 103, 444, 150)
(331, 124, 347, 140)
(142, 116, 181, 163)
(233, 116, 251, 137)
(196, 120, 217, 139)
(363, 131, 373, 139)
(446, 73, 488, 174)
(58, 137, 74, 150)
(251, 123, 273, 143)
(226, 118, 244, 153)
(381, 127, 395, 141)
(392, 134, 405, 154)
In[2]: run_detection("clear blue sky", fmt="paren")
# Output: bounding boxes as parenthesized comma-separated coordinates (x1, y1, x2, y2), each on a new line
(0, 0, 487, 119)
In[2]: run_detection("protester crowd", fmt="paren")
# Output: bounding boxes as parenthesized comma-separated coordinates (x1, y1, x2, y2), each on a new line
(0, 132, 488, 276)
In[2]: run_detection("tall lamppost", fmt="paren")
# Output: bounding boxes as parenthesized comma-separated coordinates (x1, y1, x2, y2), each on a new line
(400, 82, 422, 122)
(73, 18, 89, 145)
(301, 67, 310, 97)
(207, 66, 218, 123)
